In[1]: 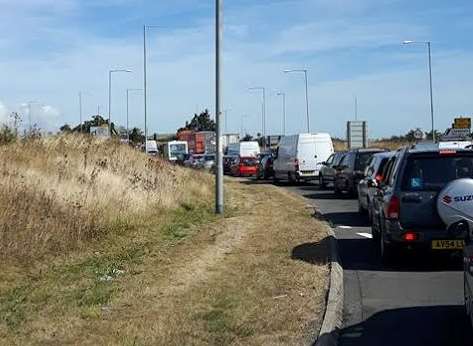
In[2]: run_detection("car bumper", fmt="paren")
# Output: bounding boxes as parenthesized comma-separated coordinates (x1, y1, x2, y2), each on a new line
(385, 221, 467, 250)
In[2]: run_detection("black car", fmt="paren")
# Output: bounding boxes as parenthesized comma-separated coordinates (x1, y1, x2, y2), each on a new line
(256, 153, 274, 180)
(223, 155, 237, 175)
(334, 148, 386, 196)
(357, 152, 393, 217)
(318, 151, 346, 189)
(372, 143, 473, 262)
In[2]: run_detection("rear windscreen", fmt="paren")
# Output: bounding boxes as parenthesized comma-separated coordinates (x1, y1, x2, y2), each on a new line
(355, 152, 378, 171)
(241, 158, 258, 165)
(402, 154, 473, 191)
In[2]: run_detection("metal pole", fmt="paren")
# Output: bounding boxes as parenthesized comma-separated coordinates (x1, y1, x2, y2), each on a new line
(355, 96, 358, 121)
(263, 88, 266, 147)
(304, 70, 310, 133)
(427, 42, 435, 142)
(282, 93, 286, 136)
(143, 25, 148, 146)
(215, 0, 224, 214)
(79, 92, 83, 133)
(108, 70, 112, 137)
(126, 89, 130, 143)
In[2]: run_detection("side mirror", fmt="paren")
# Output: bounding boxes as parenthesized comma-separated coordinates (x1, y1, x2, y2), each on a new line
(321, 161, 327, 166)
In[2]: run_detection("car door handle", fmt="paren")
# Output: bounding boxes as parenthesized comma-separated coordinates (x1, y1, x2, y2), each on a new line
(402, 195, 422, 203)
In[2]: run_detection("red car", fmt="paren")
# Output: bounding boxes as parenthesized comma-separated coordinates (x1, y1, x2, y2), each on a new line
(231, 156, 259, 177)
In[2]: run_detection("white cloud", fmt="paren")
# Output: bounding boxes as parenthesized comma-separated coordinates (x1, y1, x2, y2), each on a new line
(0, 101, 9, 125)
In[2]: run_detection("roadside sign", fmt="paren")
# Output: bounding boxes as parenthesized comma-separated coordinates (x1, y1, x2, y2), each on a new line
(441, 128, 472, 141)
(453, 117, 471, 129)
(347, 121, 368, 149)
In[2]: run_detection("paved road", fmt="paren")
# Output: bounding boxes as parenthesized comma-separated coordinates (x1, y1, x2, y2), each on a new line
(284, 182, 472, 346)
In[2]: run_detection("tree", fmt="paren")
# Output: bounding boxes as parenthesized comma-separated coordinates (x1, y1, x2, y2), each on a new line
(178, 109, 216, 132)
(129, 127, 145, 145)
(60, 124, 72, 133)
(241, 134, 254, 141)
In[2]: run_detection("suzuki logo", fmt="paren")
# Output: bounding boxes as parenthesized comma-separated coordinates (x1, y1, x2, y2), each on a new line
(443, 195, 452, 204)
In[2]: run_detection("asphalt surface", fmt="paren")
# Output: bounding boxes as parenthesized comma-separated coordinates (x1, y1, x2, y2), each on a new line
(283, 182, 473, 346)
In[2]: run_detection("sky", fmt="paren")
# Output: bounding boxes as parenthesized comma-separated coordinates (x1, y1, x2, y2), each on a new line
(0, 0, 472, 138)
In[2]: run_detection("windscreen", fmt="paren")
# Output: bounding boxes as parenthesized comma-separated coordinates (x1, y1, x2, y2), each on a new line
(241, 158, 258, 166)
(170, 144, 187, 154)
(402, 154, 473, 191)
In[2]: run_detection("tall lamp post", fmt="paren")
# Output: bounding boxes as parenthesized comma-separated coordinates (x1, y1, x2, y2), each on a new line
(143, 25, 160, 145)
(284, 69, 310, 133)
(277, 91, 286, 136)
(215, 0, 224, 214)
(249, 86, 266, 147)
(402, 40, 436, 141)
(126, 88, 143, 143)
(108, 69, 132, 137)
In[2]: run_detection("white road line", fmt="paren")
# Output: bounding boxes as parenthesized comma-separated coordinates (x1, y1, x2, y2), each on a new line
(338, 225, 352, 229)
(356, 232, 373, 239)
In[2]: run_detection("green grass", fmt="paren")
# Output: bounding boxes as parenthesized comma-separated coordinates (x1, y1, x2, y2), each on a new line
(0, 203, 217, 332)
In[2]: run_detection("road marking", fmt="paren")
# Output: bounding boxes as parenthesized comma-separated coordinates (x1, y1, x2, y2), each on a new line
(356, 232, 373, 239)
(338, 226, 352, 229)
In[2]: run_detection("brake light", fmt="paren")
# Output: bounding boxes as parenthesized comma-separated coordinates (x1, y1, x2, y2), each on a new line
(439, 149, 456, 156)
(402, 231, 418, 242)
(386, 196, 400, 219)
(375, 174, 383, 183)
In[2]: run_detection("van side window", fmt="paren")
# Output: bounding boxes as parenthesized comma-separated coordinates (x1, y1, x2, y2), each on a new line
(381, 158, 395, 185)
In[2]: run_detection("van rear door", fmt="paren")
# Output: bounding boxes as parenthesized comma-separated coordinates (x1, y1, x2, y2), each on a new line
(298, 136, 317, 172)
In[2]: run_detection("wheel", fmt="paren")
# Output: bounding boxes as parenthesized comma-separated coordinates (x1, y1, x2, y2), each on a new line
(380, 230, 396, 265)
(272, 172, 279, 184)
(371, 212, 380, 242)
(319, 174, 327, 189)
(358, 201, 367, 215)
(288, 173, 295, 184)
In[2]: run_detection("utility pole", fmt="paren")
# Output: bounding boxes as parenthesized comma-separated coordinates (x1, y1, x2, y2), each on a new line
(215, 0, 224, 214)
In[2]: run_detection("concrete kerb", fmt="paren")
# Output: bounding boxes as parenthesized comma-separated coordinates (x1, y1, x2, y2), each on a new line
(313, 208, 344, 346)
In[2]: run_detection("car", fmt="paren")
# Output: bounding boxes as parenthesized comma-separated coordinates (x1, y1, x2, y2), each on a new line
(319, 151, 346, 189)
(273, 133, 334, 183)
(373, 143, 473, 263)
(334, 148, 386, 196)
(357, 152, 393, 218)
(223, 155, 237, 175)
(183, 154, 204, 168)
(197, 154, 216, 170)
(230, 156, 259, 177)
(256, 153, 274, 180)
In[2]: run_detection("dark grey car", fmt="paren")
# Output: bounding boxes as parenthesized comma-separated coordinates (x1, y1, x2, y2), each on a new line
(373, 143, 473, 263)
(319, 151, 346, 189)
(357, 152, 393, 216)
(334, 148, 385, 196)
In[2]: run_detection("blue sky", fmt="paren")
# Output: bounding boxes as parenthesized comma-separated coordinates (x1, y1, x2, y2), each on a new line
(0, 0, 472, 138)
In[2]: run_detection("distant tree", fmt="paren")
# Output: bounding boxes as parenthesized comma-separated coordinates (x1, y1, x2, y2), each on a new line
(0, 125, 16, 145)
(129, 127, 145, 145)
(241, 134, 254, 141)
(178, 109, 216, 132)
(425, 129, 442, 141)
(60, 124, 72, 133)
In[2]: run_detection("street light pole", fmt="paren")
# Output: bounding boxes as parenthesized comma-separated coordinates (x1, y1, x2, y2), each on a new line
(79, 92, 83, 133)
(403, 40, 436, 141)
(143, 25, 160, 146)
(284, 69, 310, 133)
(249, 87, 266, 147)
(126, 88, 143, 143)
(108, 69, 132, 137)
(277, 92, 286, 136)
(215, 0, 224, 214)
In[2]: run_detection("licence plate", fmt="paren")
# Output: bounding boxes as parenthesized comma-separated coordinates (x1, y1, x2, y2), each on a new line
(431, 240, 465, 250)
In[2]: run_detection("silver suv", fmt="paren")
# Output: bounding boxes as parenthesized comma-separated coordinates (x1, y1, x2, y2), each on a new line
(373, 143, 473, 263)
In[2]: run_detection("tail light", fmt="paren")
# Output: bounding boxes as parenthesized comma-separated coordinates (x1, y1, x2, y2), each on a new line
(402, 231, 418, 242)
(386, 196, 400, 219)
(375, 174, 383, 183)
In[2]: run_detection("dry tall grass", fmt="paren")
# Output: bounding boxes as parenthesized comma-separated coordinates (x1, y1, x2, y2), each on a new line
(0, 135, 213, 261)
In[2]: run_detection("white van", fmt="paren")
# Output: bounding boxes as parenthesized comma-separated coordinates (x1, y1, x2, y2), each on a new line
(227, 141, 260, 158)
(273, 133, 334, 182)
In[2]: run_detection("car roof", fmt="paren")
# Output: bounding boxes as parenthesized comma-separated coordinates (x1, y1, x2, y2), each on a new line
(372, 151, 394, 159)
(406, 141, 473, 154)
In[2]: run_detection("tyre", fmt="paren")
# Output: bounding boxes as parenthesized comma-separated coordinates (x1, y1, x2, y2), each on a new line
(319, 174, 327, 189)
(380, 231, 396, 265)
